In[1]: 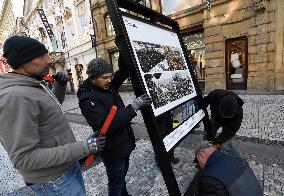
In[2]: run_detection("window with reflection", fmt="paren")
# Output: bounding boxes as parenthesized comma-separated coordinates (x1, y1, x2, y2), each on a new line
(225, 37, 248, 90)
(77, 1, 87, 34)
(135, 0, 151, 8)
(161, 0, 204, 15)
(183, 33, 206, 80)
(105, 15, 115, 37)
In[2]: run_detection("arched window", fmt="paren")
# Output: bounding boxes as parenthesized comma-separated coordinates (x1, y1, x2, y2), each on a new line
(105, 14, 115, 37)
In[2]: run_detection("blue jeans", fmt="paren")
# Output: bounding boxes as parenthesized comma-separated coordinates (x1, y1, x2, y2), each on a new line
(28, 162, 86, 196)
(103, 156, 131, 196)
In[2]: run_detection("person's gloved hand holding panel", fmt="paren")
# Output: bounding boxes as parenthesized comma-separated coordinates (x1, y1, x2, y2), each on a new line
(131, 94, 152, 112)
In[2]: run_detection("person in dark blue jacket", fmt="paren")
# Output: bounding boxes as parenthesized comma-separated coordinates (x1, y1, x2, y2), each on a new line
(194, 141, 263, 196)
(77, 57, 151, 196)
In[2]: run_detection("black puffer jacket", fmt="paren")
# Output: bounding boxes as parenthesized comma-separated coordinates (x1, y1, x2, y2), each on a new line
(204, 89, 244, 144)
(77, 70, 136, 160)
(197, 176, 229, 196)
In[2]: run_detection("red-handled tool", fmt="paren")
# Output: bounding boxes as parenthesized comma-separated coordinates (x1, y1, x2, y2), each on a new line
(85, 105, 118, 166)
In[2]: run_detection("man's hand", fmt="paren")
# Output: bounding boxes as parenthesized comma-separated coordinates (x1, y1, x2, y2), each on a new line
(115, 34, 123, 51)
(131, 94, 152, 112)
(83, 131, 106, 155)
(53, 72, 69, 85)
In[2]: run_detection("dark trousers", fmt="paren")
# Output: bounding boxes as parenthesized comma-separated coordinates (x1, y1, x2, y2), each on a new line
(103, 156, 131, 196)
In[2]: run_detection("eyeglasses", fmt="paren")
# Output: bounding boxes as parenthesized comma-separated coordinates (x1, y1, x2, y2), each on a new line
(101, 75, 113, 80)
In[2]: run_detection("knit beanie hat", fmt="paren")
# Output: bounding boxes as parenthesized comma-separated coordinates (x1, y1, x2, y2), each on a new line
(87, 58, 113, 79)
(218, 95, 237, 119)
(3, 36, 48, 69)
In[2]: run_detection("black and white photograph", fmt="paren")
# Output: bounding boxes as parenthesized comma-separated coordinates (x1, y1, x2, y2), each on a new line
(123, 15, 197, 116)
(133, 41, 187, 73)
(144, 72, 194, 109)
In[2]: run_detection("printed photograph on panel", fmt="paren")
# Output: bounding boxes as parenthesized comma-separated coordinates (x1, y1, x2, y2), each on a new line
(164, 46, 188, 70)
(144, 72, 194, 109)
(133, 41, 167, 73)
(133, 41, 187, 73)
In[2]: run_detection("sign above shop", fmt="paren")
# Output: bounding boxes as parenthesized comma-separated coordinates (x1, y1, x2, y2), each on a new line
(183, 33, 204, 50)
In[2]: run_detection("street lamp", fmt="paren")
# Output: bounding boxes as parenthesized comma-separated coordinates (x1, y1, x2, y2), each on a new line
(88, 18, 98, 58)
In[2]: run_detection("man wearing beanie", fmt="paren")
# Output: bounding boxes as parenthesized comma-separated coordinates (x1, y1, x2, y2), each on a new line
(0, 36, 106, 195)
(77, 56, 151, 196)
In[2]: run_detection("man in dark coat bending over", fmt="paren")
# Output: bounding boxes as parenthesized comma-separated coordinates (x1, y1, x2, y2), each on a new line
(77, 57, 151, 196)
(203, 89, 244, 145)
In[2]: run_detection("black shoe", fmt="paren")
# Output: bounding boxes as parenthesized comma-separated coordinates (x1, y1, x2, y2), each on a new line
(170, 157, 179, 164)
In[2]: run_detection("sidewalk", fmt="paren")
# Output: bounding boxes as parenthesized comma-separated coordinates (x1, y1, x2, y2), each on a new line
(1, 93, 284, 195)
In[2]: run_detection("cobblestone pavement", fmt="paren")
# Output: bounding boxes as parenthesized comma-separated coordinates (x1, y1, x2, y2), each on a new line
(1, 93, 284, 196)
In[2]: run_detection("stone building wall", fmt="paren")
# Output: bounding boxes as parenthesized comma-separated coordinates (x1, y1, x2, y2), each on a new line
(0, 0, 15, 47)
(172, 0, 284, 92)
(90, 0, 284, 92)
(274, 0, 284, 90)
(22, 0, 96, 92)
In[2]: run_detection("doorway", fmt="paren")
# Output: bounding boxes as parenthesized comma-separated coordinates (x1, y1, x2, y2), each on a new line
(225, 37, 248, 90)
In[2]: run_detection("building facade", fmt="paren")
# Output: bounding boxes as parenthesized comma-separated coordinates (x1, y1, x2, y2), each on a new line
(90, 0, 284, 92)
(0, 0, 16, 73)
(0, 0, 15, 45)
(89, 0, 161, 87)
(170, 0, 284, 91)
(22, 0, 97, 92)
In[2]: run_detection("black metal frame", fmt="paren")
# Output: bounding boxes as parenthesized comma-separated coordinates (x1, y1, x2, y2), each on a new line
(37, 9, 56, 43)
(105, 0, 210, 195)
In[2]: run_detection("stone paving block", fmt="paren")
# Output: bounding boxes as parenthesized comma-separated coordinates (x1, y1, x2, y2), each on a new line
(64, 93, 284, 143)
(0, 145, 34, 196)
(2, 95, 284, 195)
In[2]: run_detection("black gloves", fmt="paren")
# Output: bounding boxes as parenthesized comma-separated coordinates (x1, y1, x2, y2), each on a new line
(131, 94, 152, 112)
(115, 34, 129, 74)
(115, 34, 123, 51)
(53, 72, 69, 85)
(83, 131, 106, 155)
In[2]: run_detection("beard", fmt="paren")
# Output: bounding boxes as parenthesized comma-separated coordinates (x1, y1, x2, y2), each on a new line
(30, 67, 50, 81)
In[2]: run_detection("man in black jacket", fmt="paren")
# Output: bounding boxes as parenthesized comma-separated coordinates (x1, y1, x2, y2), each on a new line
(203, 89, 244, 145)
(193, 141, 262, 196)
(77, 57, 151, 196)
(203, 89, 246, 166)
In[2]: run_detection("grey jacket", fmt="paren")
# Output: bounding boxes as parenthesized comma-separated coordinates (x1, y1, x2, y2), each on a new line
(0, 73, 87, 183)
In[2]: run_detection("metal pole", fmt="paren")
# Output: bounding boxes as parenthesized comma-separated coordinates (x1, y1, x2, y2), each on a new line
(88, 0, 98, 58)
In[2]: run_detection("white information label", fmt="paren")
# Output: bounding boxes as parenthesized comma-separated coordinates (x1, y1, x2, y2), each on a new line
(163, 109, 205, 152)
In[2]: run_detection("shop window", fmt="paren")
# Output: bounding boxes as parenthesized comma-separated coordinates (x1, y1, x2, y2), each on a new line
(161, 0, 204, 15)
(183, 32, 206, 80)
(225, 37, 248, 90)
(135, 0, 151, 8)
(105, 15, 115, 37)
